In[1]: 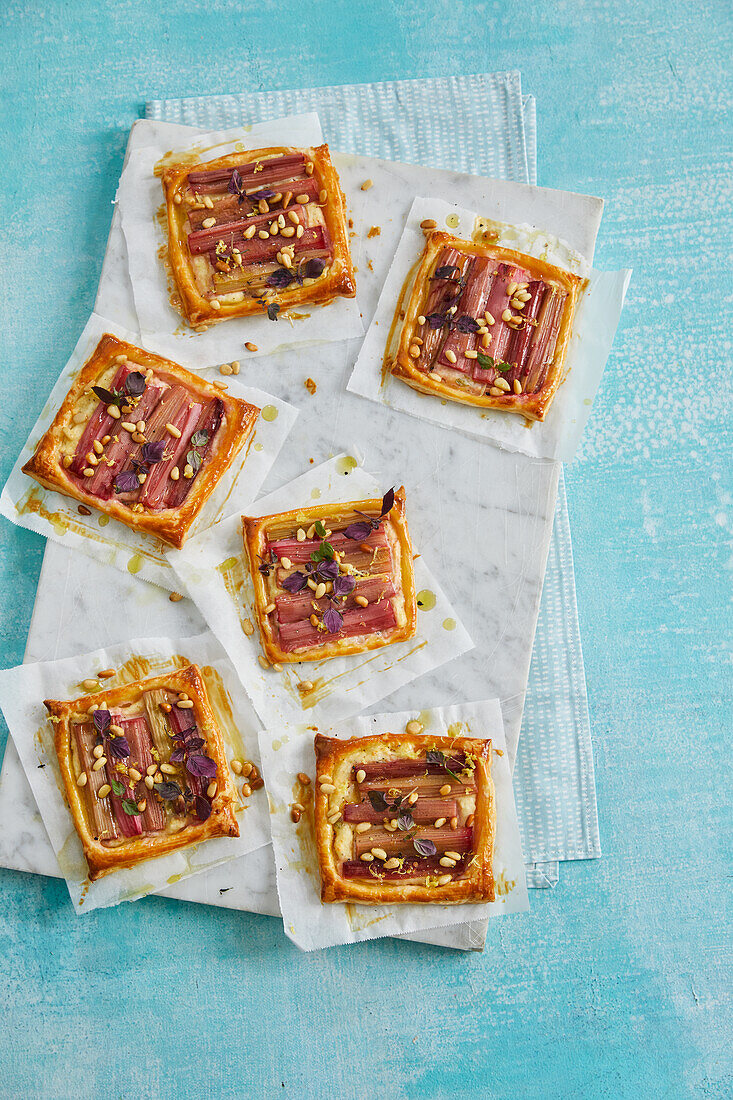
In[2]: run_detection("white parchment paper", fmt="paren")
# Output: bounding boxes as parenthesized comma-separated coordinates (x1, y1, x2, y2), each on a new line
(168, 454, 473, 727)
(259, 699, 528, 951)
(117, 113, 364, 367)
(349, 197, 631, 462)
(0, 313, 298, 590)
(0, 633, 271, 914)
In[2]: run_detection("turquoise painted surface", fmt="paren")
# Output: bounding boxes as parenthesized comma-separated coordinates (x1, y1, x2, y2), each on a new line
(0, 2, 730, 1097)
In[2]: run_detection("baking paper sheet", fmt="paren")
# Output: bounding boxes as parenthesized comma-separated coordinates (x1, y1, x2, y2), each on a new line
(0, 633, 271, 914)
(349, 196, 631, 463)
(0, 312, 298, 590)
(168, 454, 473, 727)
(259, 699, 528, 951)
(117, 113, 364, 368)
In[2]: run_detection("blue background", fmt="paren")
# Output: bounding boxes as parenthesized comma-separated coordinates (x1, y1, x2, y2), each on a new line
(1, 2, 730, 1097)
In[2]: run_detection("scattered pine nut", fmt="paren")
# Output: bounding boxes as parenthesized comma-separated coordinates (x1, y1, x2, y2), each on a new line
(361, 179, 373, 191)
(445, 349, 457, 364)
(170, 467, 180, 481)
(445, 850, 462, 861)
(241, 763, 253, 777)
(406, 720, 423, 735)
(146, 764, 158, 776)
(420, 219, 437, 230)
(242, 619, 254, 636)
(258, 655, 270, 669)
(297, 773, 311, 786)
(245, 342, 258, 352)
(92, 757, 107, 771)
(231, 759, 243, 775)
(296, 527, 306, 542)
(298, 680, 314, 692)
(98, 669, 115, 679)
(241, 783, 252, 797)
(291, 806, 302, 823)
(128, 768, 142, 783)
(177, 700, 194, 709)
(320, 782, 336, 794)
(82, 678, 99, 691)
(434, 817, 447, 828)
(220, 363, 233, 376)
(207, 781, 218, 798)
(513, 379, 522, 394)
(438, 874, 452, 886)
(371, 847, 387, 861)
(169, 592, 183, 602)
(439, 856, 457, 868)
(144, 775, 155, 789)
(360, 853, 374, 862)
(160, 763, 177, 774)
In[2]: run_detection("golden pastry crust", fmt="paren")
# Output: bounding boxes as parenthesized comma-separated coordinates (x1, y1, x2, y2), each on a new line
(241, 487, 417, 665)
(22, 334, 259, 549)
(161, 144, 356, 327)
(45, 664, 239, 881)
(388, 230, 588, 421)
(314, 731, 495, 904)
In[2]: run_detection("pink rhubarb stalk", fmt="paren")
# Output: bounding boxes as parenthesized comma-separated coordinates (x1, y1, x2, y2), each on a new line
(139, 396, 203, 510)
(416, 249, 472, 373)
(471, 263, 530, 382)
(163, 397, 224, 509)
(188, 181, 320, 230)
(187, 153, 307, 191)
(105, 715, 143, 838)
(437, 256, 495, 370)
(269, 525, 389, 565)
(275, 575, 395, 624)
(278, 599, 397, 652)
(342, 855, 468, 880)
(342, 797, 459, 824)
(522, 286, 567, 393)
(354, 825, 472, 858)
(123, 716, 166, 833)
(69, 363, 132, 475)
(72, 722, 119, 841)
(353, 755, 468, 781)
(78, 379, 169, 500)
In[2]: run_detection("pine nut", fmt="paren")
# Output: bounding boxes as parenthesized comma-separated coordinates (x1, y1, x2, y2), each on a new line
(220, 363, 233, 376)
(128, 768, 142, 783)
(207, 781, 218, 798)
(147, 764, 158, 776)
(507, 282, 517, 296)
(356, 769, 366, 783)
(297, 773, 311, 786)
(120, 421, 135, 432)
(136, 799, 146, 812)
(432, 374, 443, 382)
(309, 614, 319, 627)
(166, 422, 181, 438)
(107, 405, 120, 419)
(445, 851, 461, 861)
(109, 724, 123, 735)
(327, 812, 341, 824)
(439, 783, 451, 796)
(295, 193, 309, 204)
(407, 790, 419, 805)
(371, 848, 387, 861)
(92, 745, 104, 759)
(144, 775, 154, 789)
(383, 858, 399, 870)
(83, 468, 94, 477)
(495, 377, 511, 392)
(92, 757, 107, 771)
(314, 582, 326, 599)
(305, 161, 314, 175)
(465, 349, 478, 359)
(420, 219, 437, 229)
(290, 806, 302, 823)
(438, 874, 452, 886)
(466, 814, 475, 827)
(173, 193, 182, 205)
(240, 762, 253, 777)
(439, 856, 457, 868)
(502, 309, 513, 323)
(202, 217, 216, 229)
(355, 822, 371, 833)
(287, 209, 299, 224)
(245, 341, 258, 352)
(154, 772, 163, 784)
(320, 782, 336, 794)
(296, 224, 304, 238)
(264, 602, 276, 615)
(62, 455, 72, 468)
(203, 195, 214, 209)
(513, 380, 522, 394)
(383, 819, 397, 832)
(82, 678, 99, 691)
(296, 527, 306, 542)
(485, 312, 495, 325)
(490, 387, 503, 396)
(77, 772, 88, 787)
(450, 816, 459, 830)
(241, 783, 252, 797)
(92, 440, 104, 455)
(355, 595, 369, 608)
(244, 225, 256, 239)
(97, 784, 111, 799)
(298, 680, 314, 692)
(160, 763, 177, 774)
(184, 464, 194, 479)
(433, 817, 447, 828)
(177, 699, 194, 709)
(445, 349, 457, 364)
(409, 345, 420, 359)
(360, 179, 374, 191)
(170, 467, 180, 481)
(406, 720, 423, 735)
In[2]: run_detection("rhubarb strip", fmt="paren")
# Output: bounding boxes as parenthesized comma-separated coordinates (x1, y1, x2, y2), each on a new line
(162, 397, 224, 509)
(105, 715, 143, 838)
(471, 263, 529, 381)
(72, 722, 119, 841)
(187, 153, 307, 190)
(142, 689, 174, 758)
(188, 183, 319, 230)
(342, 797, 458, 824)
(269, 525, 389, 565)
(504, 281, 547, 387)
(275, 576, 395, 624)
(69, 363, 132, 475)
(78, 379, 169, 500)
(187, 203, 309, 253)
(169, 705, 205, 798)
(278, 599, 397, 652)
(353, 756, 468, 780)
(416, 249, 472, 372)
(354, 826, 472, 859)
(342, 855, 468, 880)
(189, 220, 327, 261)
(139, 396, 203, 510)
(523, 286, 567, 393)
(123, 716, 166, 833)
(437, 256, 495, 369)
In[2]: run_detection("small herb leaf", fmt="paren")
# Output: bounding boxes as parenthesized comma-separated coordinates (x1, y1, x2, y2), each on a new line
(413, 838, 437, 858)
(266, 302, 280, 321)
(281, 571, 308, 593)
(92, 709, 110, 734)
(124, 371, 146, 396)
(114, 470, 140, 494)
(110, 778, 125, 797)
(155, 781, 182, 801)
(322, 606, 343, 633)
(368, 791, 388, 812)
(121, 798, 142, 816)
(434, 264, 459, 279)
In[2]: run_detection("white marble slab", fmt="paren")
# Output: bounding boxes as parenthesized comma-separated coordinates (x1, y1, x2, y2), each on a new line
(0, 139, 602, 947)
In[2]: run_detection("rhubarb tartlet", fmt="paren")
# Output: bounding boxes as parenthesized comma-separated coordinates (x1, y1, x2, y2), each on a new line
(388, 229, 588, 421)
(45, 664, 239, 881)
(314, 730, 495, 904)
(242, 487, 417, 665)
(161, 144, 356, 327)
(22, 334, 259, 548)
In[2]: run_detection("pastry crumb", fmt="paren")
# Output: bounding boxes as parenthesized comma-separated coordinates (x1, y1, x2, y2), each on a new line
(304, 377, 317, 395)
(367, 226, 381, 238)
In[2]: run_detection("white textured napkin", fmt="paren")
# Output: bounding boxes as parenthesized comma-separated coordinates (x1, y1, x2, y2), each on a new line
(148, 73, 602, 886)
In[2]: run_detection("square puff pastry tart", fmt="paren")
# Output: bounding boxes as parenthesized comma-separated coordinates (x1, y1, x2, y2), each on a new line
(161, 144, 356, 327)
(22, 334, 259, 549)
(314, 730, 495, 905)
(45, 664, 239, 881)
(388, 228, 588, 422)
(242, 486, 417, 665)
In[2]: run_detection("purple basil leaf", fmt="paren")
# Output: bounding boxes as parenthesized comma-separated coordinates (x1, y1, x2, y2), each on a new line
(155, 781, 182, 801)
(141, 440, 166, 464)
(397, 813, 414, 831)
(281, 571, 308, 593)
(171, 724, 197, 741)
(185, 737, 205, 753)
(250, 188, 276, 200)
(344, 521, 372, 541)
(316, 559, 339, 582)
(322, 606, 343, 634)
(124, 371, 146, 396)
(170, 745, 187, 763)
(426, 750, 444, 767)
(107, 736, 130, 761)
(92, 709, 110, 734)
(228, 168, 243, 196)
(301, 257, 326, 279)
(332, 574, 355, 597)
(185, 753, 217, 779)
(433, 264, 459, 279)
(191, 430, 209, 449)
(91, 385, 118, 405)
(114, 470, 140, 495)
(195, 795, 212, 821)
(425, 312, 447, 329)
(381, 487, 395, 516)
(267, 269, 295, 289)
(455, 315, 480, 334)
(413, 838, 437, 858)
(368, 791, 388, 812)
(266, 303, 280, 321)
